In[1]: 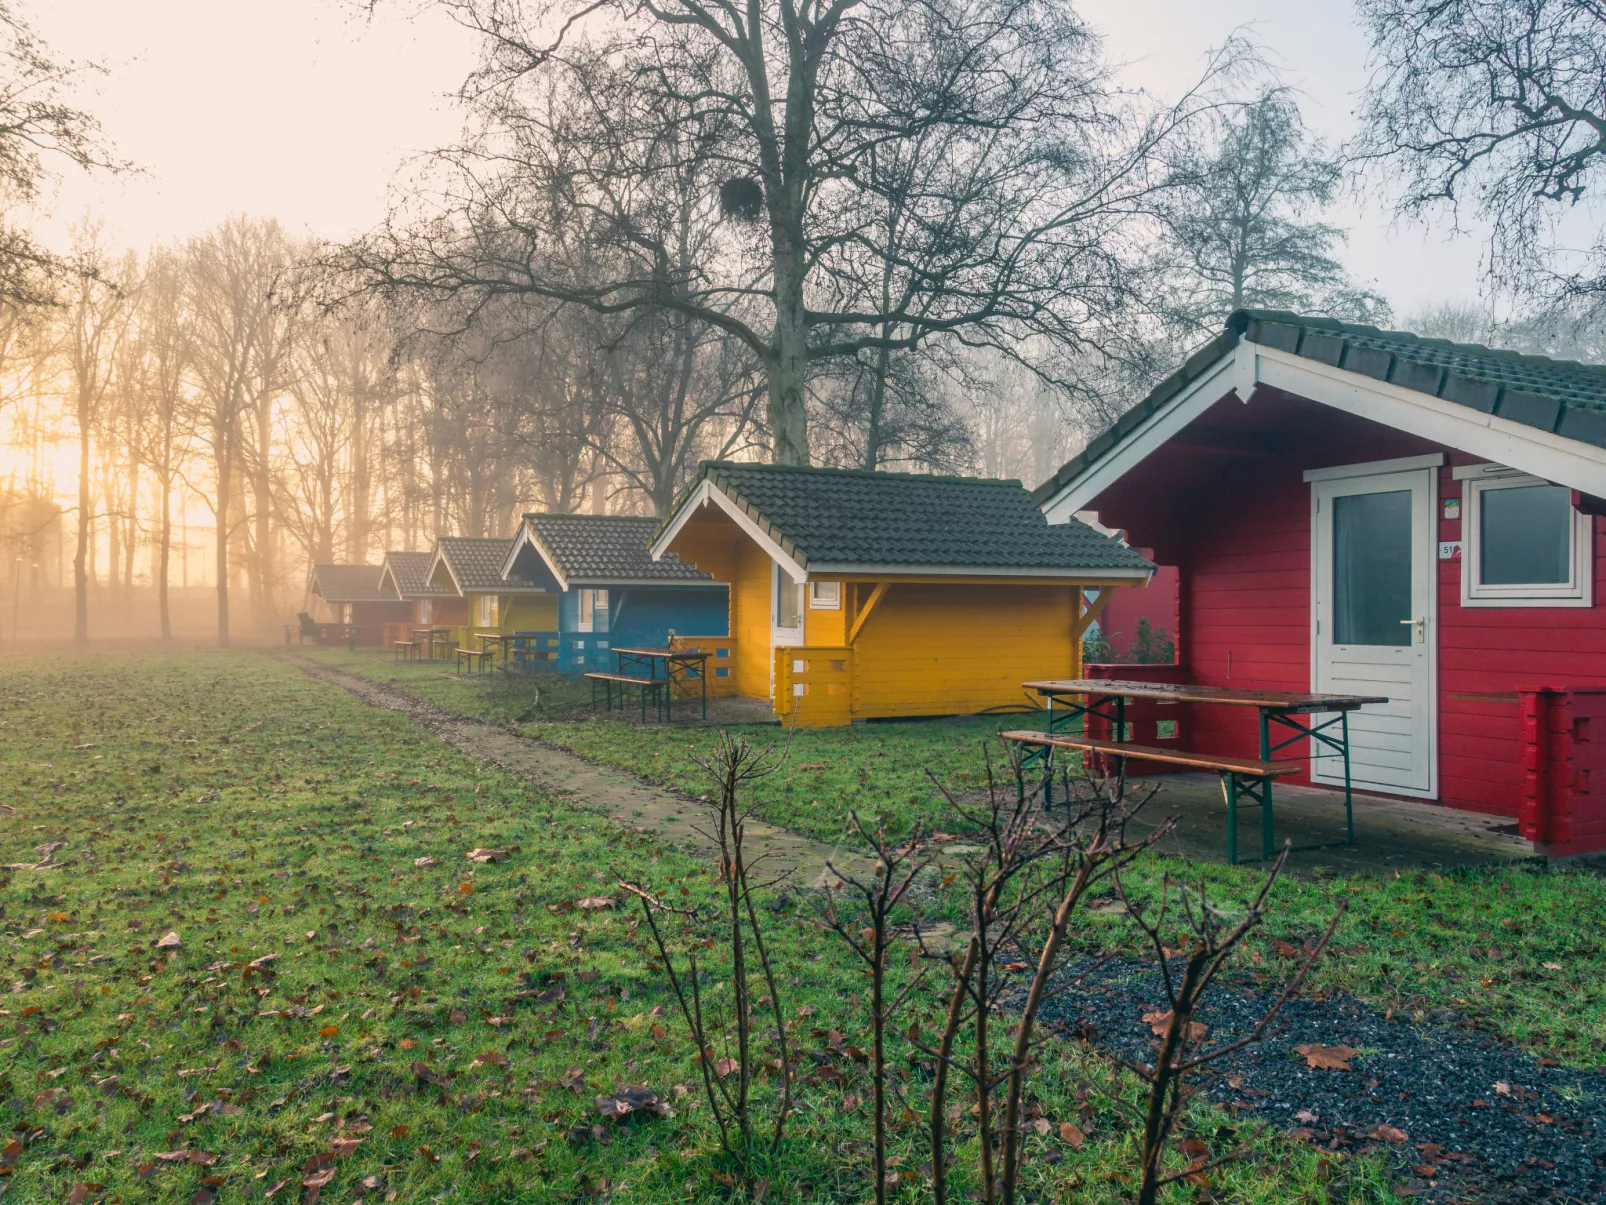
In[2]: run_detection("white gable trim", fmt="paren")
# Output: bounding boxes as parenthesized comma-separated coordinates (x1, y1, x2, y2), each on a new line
(804, 561, 1152, 582)
(376, 562, 405, 600)
(651, 479, 809, 583)
(1040, 346, 1245, 522)
(1252, 345, 1606, 497)
(502, 522, 570, 592)
(426, 545, 464, 596)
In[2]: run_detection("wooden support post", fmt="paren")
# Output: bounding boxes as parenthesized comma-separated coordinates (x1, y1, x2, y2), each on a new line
(1072, 585, 1119, 639)
(847, 581, 890, 645)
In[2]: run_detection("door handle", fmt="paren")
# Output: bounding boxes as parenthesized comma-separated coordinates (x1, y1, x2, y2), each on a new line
(1399, 617, 1426, 643)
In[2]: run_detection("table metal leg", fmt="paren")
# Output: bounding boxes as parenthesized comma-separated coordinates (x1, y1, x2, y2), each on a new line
(1341, 710, 1354, 844)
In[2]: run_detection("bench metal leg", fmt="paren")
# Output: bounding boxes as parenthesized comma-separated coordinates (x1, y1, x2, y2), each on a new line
(1220, 771, 1274, 865)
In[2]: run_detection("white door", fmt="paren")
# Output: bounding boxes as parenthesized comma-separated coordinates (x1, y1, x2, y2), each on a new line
(770, 561, 805, 698)
(1310, 466, 1437, 797)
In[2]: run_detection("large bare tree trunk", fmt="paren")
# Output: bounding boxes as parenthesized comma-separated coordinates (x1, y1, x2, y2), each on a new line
(123, 459, 139, 607)
(769, 249, 810, 465)
(252, 389, 275, 627)
(157, 467, 172, 641)
(349, 367, 370, 562)
(72, 416, 91, 645)
(216, 433, 232, 647)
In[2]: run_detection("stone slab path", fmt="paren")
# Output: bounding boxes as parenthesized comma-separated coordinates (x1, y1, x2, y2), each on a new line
(281, 652, 876, 887)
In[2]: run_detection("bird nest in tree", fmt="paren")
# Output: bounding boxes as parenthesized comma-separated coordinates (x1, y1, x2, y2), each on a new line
(719, 176, 764, 221)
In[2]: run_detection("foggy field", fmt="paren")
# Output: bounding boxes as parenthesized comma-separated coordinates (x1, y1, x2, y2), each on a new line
(0, 651, 1416, 1204)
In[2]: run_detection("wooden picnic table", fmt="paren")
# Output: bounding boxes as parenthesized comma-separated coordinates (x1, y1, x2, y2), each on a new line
(613, 646, 711, 721)
(1022, 678, 1390, 859)
(410, 627, 451, 661)
(476, 632, 519, 664)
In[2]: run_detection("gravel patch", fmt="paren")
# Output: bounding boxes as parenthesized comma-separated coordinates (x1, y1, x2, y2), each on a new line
(1041, 958, 1606, 1203)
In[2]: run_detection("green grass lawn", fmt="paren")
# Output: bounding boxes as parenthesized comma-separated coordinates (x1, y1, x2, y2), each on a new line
(0, 651, 1394, 1204)
(309, 649, 1606, 1072)
(303, 649, 1017, 846)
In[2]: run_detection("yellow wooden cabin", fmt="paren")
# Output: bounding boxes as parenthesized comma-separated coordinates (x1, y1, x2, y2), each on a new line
(651, 462, 1154, 726)
(425, 536, 558, 650)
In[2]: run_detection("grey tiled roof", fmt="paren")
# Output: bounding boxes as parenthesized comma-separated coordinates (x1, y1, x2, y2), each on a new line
(433, 537, 541, 594)
(1031, 308, 1606, 507)
(379, 550, 454, 599)
(309, 563, 392, 604)
(522, 514, 712, 585)
(675, 462, 1152, 573)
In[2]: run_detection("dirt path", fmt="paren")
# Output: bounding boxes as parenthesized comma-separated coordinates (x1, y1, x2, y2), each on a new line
(280, 652, 876, 887)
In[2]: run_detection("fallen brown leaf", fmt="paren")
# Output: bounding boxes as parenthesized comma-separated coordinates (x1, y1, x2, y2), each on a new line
(1143, 1009, 1206, 1041)
(156, 931, 181, 949)
(465, 848, 508, 863)
(1293, 1043, 1360, 1071)
(595, 1085, 674, 1120)
(576, 896, 615, 910)
(413, 856, 437, 869)
(1059, 1122, 1085, 1148)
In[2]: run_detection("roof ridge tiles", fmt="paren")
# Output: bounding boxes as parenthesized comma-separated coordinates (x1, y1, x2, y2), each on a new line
(701, 459, 1024, 488)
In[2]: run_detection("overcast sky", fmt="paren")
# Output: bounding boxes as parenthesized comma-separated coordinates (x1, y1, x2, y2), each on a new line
(37, 0, 1488, 320)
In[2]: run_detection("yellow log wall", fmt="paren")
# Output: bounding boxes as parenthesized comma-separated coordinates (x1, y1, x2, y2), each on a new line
(502, 593, 558, 632)
(850, 583, 1079, 719)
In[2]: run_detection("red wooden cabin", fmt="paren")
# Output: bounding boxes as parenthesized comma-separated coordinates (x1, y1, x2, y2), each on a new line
(1035, 310, 1606, 859)
(305, 563, 410, 647)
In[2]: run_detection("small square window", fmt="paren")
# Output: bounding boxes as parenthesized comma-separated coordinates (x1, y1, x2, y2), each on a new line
(1461, 470, 1592, 607)
(809, 581, 841, 609)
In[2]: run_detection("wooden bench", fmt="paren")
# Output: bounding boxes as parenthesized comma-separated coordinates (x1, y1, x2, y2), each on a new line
(455, 647, 493, 675)
(999, 730, 1301, 865)
(393, 640, 421, 663)
(586, 672, 669, 723)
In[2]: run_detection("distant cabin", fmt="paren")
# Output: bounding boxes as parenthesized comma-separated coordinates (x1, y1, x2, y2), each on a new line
(378, 549, 463, 648)
(305, 563, 409, 646)
(502, 512, 729, 675)
(425, 536, 556, 649)
(652, 461, 1153, 725)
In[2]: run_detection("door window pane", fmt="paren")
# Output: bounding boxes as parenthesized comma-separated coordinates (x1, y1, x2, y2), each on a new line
(1333, 490, 1411, 646)
(1480, 483, 1571, 585)
(774, 566, 801, 628)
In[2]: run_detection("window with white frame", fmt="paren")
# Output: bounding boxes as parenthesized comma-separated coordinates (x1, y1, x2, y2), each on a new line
(809, 580, 840, 610)
(420, 599, 433, 623)
(1459, 466, 1592, 606)
(477, 594, 499, 627)
(576, 588, 608, 632)
(773, 563, 803, 631)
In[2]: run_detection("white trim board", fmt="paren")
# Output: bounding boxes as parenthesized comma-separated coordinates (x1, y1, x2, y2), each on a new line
(804, 561, 1153, 582)
(652, 480, 809, 582)
(1254, 345, 1606, 497)
(1303, 454, 1445, 482)
(502, 521, 569, 591)
(426, 545, 463, 596)
(1037, 338, 1606, 517)
(1040, 348, 1243, 523)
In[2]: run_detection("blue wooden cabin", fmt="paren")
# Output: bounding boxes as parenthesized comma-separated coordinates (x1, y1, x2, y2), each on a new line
(501, 513, 730, 676)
